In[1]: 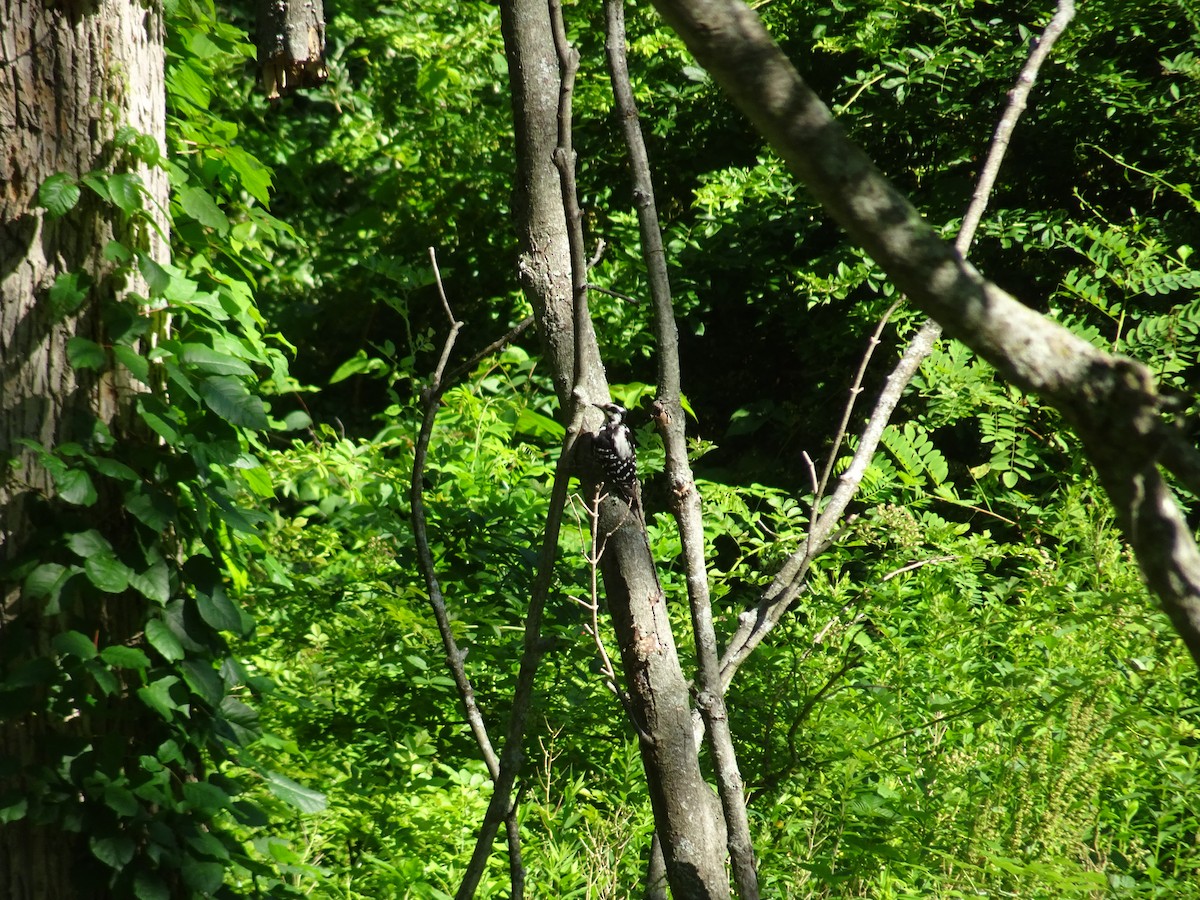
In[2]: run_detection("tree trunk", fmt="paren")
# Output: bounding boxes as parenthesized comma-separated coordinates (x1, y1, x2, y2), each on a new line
(256, 0, 328, 99)
(494, 0, 731, 896)
(0, 0, 167, 895)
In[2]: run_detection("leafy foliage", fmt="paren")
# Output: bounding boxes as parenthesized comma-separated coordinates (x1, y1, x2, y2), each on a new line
(7, 0, 1200, 895)
(3, 1, 324, 894)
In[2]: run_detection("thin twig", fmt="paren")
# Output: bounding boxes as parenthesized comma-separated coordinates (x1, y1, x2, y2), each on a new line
(810, 298, 900, 532)
(585, 283, 642, 305)
(408, 251, 525, 889)
(429, 246, 456, 324)
(587, 238, 607, 269)
(457, 4, 600, 893)
(717, 1, 1077, 685)
(569, 490, 651, 739)
(445, 315, 535, 385)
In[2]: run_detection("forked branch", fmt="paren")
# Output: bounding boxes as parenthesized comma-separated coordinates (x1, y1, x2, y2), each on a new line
(716, 0, 1083, 682)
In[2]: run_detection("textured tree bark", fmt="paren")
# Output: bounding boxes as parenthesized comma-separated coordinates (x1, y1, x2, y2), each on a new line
(256, 0, 328, 99)
(595, 506, 731, 899)
(478, 1, 731, 896)
(0, 0, 167, 895)
(603, 2, 757, 893)
(499, 0, 606, 410)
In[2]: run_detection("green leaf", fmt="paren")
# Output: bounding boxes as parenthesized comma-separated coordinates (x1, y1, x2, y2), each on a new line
(182, 781, 231, 816)
(280, 410, 313, 431)
(100, 645, 151, 670)
(107, 172, 143, 214)
(102, 782, 140, 817)
(81, 172, 112, 202)
(89, 834, 136, 870)
(113, 344, 151, 383)
(145, 619, 185, 662)
(133, 871, 170, 900)
(39, 173, 81, 217)
(168, 61, 212, 111)
(179, 186, 230, 234)
(196, 582, 243, 634)
(24, 563, 70, 600)
(516, 408, 565, 440)
(217, 696, 261, 745)
(52, 630, 97, 659)
(137, 397, 182, 444)
(103, 240, 132, 263)
(200, 375, 268, 430)
(67, 529, 113, 558)
(125, 487, 176, 531)
(87, 659, 119, 695)
(138, 675, 182, 720)
(138, 253, 172, 297)
(90, 457, 139, 482)
(329, 349, 380, 384)
(181, 858, 223, 894)
(56, 468, 98, 506)
(48, 271, 91, 319)
(179, 343, 253, 376)
(130, 559, 171, 604)
(224, 146, 272, 205)
(66, 336, 107, 370)
(180, 658, 224, 706)
(85, 555, 133, 593)
(240, 465, 274, 498)
(0, 797, 28, 824)
(230, 799, 269, 828)
(264, 770, 326, 813)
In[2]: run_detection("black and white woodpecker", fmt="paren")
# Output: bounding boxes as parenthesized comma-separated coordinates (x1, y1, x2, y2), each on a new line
(592, 402, 640, 511)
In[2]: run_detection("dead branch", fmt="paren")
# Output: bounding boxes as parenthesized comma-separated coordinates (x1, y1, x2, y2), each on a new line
(713, 0, 1085, 681)
(408, 248, 525, 892)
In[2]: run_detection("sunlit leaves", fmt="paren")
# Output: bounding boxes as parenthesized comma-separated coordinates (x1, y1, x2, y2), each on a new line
(199, 376, 269, 430)
(39, 173, 81, 217)
(264, 771, 327, 814)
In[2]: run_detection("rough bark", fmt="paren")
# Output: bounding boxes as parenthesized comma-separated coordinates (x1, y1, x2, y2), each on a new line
(0, 0, 167, 895)
(485, 0, 731, 896)
(604, 2, 756, 894)
(256, 0, 328, 99)
(647, 0, 1200, 666)
(499, 0, 604, 410)
(595, 499, 730, 899)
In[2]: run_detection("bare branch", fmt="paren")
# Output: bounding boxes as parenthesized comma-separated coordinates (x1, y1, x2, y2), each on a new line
(811, 299, 900, 524)
(445, 315, 535, 386)
(571, 489, 653, 739)
(408, 254, 525, 893)
(711, 0, 1082, 681)
(604, 2, 757, 894)
(585, 283, 642, 305)
(409, 251, 486, 771)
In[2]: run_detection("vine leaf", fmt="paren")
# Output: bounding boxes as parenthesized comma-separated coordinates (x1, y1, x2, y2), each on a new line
(145, 619, 185, 662)
(38, 173, 81, 217)
(200, 376, 269, 430)
(264, 770, 327, 813)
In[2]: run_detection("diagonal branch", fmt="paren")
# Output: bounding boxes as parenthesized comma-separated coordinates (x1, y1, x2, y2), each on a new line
(409, 248, 526, 895)
(716, 0, 1082, 683)
(660, 0, 1200, 666)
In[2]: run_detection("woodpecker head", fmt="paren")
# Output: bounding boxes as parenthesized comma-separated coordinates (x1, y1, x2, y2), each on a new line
(594, 402, 628, 428)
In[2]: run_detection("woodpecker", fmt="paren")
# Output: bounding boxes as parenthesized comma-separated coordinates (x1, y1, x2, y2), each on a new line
(592, 402, 640, 509)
